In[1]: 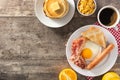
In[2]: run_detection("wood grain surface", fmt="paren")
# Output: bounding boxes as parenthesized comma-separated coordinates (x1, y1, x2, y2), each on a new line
(0, 0, 119, 80)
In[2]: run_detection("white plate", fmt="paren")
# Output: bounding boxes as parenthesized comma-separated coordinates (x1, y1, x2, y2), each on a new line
(66, 25, 118, 77)
(34, 0, 75, 28)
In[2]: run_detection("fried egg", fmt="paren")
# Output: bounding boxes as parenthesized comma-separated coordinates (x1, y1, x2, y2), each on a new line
(81, 40, 102, 61)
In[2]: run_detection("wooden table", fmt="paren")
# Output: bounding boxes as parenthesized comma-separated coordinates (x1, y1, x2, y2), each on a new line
(0, 0, 119, 80)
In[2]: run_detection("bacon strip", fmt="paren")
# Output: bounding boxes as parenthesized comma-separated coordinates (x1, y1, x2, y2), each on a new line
(70, 37, 86, 69)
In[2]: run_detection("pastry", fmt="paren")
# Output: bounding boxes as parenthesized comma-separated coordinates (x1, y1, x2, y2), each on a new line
(43, 0, 69, 18)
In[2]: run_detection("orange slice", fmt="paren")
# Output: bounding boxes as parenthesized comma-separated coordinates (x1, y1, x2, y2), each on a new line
(102, 72, 120, 80)
(59, 68, 77, 80)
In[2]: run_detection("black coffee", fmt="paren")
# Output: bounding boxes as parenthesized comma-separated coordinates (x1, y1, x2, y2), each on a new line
(99, 8, 117, 26)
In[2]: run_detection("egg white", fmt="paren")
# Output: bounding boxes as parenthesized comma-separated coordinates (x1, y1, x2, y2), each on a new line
(83, 40, 102, 62)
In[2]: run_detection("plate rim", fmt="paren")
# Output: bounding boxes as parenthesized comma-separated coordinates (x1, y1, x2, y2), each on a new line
(66, 25, 118, 77)
(34, 0, 75, 28)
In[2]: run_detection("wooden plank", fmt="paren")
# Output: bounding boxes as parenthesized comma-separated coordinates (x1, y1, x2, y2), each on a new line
(0, 17, 97, 61)
(0, 0, 34, 17)
(0, 59, 119, 80)
(0, 0, 120, 17)
(0, 60, 70, 80)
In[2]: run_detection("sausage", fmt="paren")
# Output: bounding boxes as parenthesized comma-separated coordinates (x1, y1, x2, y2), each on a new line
(86, 43, 115, 70)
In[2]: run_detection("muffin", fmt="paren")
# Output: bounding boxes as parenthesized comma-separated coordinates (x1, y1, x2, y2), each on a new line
(43, 0, 69, 19)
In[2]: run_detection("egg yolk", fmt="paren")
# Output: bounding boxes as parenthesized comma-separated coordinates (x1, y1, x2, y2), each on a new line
(81, 48, 92, 59)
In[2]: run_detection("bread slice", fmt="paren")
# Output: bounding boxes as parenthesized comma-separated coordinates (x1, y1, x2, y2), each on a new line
(81, 27, 106, 48)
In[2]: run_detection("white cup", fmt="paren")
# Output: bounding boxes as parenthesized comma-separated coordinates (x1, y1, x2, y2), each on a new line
(97, 6, 120, 29)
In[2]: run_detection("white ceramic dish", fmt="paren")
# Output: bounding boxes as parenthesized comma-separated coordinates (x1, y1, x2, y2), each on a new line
(66, 25, 118, 77)
(77, 0, 97, 16)
(34, 0, 75, 28)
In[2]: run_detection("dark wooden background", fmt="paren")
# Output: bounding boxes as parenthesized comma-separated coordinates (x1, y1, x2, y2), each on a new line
(0, 0, 119, 80)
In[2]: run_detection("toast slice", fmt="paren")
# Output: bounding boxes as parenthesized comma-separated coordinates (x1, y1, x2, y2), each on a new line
(81, 27, 106, 48)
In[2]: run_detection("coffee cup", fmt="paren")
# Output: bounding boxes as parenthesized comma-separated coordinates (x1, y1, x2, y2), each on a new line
(97, 6, 120, 28)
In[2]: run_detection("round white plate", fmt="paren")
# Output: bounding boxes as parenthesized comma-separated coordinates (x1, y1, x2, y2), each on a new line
(66, 25, 118, 77)
(34, 0, 75, 28)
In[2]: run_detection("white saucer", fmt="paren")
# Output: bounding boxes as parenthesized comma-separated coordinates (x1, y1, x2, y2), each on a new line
(34, 0, 75, 28)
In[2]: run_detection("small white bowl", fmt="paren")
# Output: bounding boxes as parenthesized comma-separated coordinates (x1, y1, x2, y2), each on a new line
(77, 0, 97, 16)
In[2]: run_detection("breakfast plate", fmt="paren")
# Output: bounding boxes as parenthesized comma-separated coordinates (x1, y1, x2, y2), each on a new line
(66, 25, 118, 77)
(34, 0, 75, 28)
